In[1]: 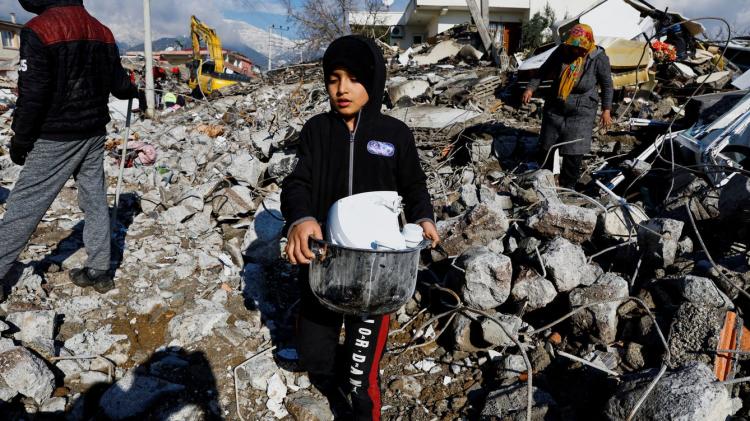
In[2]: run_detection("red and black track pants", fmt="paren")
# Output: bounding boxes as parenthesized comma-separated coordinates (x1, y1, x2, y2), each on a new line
(297, 273, 390, 421)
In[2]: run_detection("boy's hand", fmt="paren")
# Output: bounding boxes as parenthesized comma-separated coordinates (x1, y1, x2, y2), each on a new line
(522, 89, 533, 105)
(286, 220, 323, 265)
(419, 220, 440, 248)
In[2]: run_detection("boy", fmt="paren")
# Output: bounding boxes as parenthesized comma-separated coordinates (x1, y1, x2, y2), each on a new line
(281, 35, 439, 420)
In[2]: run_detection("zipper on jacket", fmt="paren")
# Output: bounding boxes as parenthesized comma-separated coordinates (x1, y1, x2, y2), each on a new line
(347, 110, 361, 196)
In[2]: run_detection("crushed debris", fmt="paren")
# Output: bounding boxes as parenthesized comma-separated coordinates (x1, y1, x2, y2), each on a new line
(3, 3, 750, 420)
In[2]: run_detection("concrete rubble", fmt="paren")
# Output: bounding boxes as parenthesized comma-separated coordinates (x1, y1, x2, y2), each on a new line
(2, 8, 750, 420)
(605, 362, 740, 420)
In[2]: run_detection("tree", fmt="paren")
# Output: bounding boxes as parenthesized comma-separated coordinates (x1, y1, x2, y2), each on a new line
(521, 2, 556, 52)
(283, 0, 386, 55)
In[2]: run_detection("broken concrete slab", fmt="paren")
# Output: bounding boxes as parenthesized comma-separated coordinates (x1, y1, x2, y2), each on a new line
(213, 185, 256, 218)
(678, 275, 733, 309)
(440, 198, 510, 257)
(527, 202, 598, 243)
(161, 204, 197, 225)
(167, 299, 230, 345)
(267, 152, 297, 183)
(696, 71, 732, 88)
(569, 273, 629, 343)
(516, 169, 560, 204)
(499, 354, 527, 380)
(64, 325, 129, 357)
(469, 133, 494, 164)
(481, 383, 556, 420)
(235, 349, 278, 391)
(250, 129, 274, 159)
(458, 44, 484, 61)
(0, 346, 55, 405)
(459, 184, 479, 208)
(99, 371, 185, 420)
(541, 237, 589, 292)
(225, 150, 267, 188)
(667, 302, 724, 369)
(5, 310, 56, 356)
(266, 372, 289, 418)
(600, 205, 649, 242)
(452, 246, 512, 310)
(510, 267, 558, 310)
(385, 105, 482, 130)
(637, 218, 684, 268)
(389, 375, 423, 400)
(413, 40, 462, 66)
(605, 362, 739, 420)
(388, 80, 430, 104)
(285, 390, 334, 421)
(242, 191, 284, 264)
(480, 314, 526, 347)
(451, 312, 481, 353)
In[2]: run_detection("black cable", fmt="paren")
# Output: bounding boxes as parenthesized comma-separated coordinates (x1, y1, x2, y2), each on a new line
(621, 17, 733, 199)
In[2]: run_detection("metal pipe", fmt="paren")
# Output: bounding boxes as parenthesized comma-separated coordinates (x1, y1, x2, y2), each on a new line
(143, 0, 155, 119)
(112, 98, 133, 234)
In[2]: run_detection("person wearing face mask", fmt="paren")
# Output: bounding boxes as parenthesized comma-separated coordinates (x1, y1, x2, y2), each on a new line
(522, 24, 613, 189)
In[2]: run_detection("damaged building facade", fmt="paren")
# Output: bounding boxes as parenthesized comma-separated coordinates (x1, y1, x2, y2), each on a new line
(351, 0, 598, 51)
(0, 14, 21, 80)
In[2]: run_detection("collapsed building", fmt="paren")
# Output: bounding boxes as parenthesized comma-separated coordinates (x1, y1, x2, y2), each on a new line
(2, 0, 750, 419)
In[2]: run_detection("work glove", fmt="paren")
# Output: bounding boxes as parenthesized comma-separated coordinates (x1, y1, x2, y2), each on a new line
(9, 136, 32, 166)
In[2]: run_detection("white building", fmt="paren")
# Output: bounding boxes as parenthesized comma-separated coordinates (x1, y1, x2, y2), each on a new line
(350, 0, 600, 51)
(0, 14, 22, 78)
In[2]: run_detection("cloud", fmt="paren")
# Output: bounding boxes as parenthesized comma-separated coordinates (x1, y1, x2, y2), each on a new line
(216, 0, 287, 15)
(0, 0, 288, 44)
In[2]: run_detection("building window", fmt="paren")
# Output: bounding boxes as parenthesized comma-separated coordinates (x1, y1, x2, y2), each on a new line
(1, 31, 15, 49)
(413, 35, 423, 44)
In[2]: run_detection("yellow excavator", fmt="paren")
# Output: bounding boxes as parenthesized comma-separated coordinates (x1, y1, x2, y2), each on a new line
(188, 15, 251, 97)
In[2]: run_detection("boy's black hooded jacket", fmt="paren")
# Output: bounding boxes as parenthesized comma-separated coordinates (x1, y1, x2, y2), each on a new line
(281, 36, 433, 234)
(11, 0, 137, 149)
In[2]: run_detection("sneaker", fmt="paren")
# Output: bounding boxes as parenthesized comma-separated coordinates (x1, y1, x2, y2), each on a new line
(93, 277, 115, 293)
(70, 268, 114, 293)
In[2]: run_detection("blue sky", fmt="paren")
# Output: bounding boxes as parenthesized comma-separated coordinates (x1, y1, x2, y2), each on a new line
(0, 0, 413, 42)
(0, 0, 747, 43)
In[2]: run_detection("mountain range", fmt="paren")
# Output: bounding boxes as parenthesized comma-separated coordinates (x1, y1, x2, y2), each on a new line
(120, 20, 298, 70)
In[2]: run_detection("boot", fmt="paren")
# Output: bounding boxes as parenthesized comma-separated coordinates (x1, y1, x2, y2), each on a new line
(70, 268, 115, 293)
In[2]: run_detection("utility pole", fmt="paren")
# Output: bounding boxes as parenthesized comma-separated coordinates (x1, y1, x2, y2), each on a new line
(143, 0, 155, 119)
(267, 24, 290, 72)
(267, 25, 272, 72)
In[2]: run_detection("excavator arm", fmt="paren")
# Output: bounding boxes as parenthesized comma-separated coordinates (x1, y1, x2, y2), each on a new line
(189, 15, 251, 97)
(190, 15, 226, 74)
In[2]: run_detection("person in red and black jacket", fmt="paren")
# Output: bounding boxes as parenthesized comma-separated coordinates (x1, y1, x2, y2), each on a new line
(0, 0, 138, 295)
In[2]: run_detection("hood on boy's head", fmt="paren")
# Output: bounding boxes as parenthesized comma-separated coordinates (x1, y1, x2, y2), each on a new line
(19, 0, 82, 14)
(323, 35, 386, 113)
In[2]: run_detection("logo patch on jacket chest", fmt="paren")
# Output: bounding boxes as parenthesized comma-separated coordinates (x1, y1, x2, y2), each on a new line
(367, 141, 395, 157)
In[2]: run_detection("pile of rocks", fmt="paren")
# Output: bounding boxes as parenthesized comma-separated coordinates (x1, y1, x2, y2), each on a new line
(0, 48, 748, 420)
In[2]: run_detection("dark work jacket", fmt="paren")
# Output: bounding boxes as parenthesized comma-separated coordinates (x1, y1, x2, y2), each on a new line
(12, 0, 137, 148)
(280, 36, 434, 235)
(528, 46, 613, 155)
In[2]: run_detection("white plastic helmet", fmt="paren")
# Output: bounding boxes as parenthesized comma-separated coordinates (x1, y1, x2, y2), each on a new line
(327, 191, 406, 250)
